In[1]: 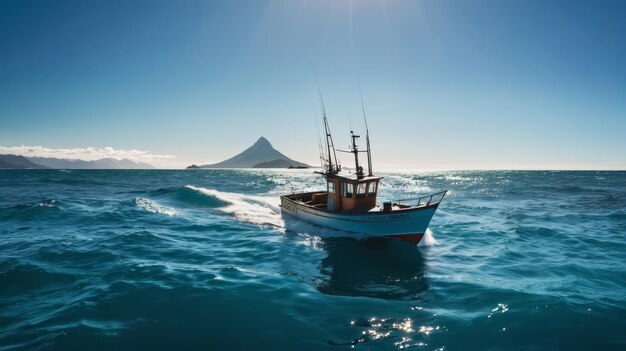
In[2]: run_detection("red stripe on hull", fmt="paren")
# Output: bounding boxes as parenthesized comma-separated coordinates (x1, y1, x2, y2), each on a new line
(388, 233, 424, 244)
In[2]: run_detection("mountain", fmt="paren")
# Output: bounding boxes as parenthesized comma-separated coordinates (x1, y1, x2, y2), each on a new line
(189, 137, 311, 169)
(0, 154, 48, 169)
(26, 157, 153, 169)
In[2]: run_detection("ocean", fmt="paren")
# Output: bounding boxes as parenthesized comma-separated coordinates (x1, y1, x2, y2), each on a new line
(1, 169, 625, 350)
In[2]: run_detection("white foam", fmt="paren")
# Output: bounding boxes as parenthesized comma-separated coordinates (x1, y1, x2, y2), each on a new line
(420, 228, 438, 246)
(135, 197, 178, 216)
(36, 199, 57, 208)
(185, 185, 283, 228)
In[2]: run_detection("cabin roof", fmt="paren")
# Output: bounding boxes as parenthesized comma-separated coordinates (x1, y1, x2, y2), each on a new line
(327, 173, 383, 182)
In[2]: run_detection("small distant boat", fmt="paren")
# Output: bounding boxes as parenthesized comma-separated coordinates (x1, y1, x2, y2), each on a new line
(280, 90, 447, 244)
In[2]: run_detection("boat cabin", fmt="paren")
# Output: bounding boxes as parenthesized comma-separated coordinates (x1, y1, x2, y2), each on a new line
(324, 174, 382, 212)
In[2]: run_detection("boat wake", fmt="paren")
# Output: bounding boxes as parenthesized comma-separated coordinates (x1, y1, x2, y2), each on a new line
(185, 185, 283, 228)
(184, 185, 364, 238)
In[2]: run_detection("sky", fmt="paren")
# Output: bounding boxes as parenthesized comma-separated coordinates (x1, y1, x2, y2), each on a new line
(0, 0, 624, 169)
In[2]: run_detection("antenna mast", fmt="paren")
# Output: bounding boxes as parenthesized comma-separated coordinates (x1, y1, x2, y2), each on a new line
(315, 75, 339, 175)
(313, 108, 325, 170)
(359, 82, 373, 176)
(350, 130, 364, 177)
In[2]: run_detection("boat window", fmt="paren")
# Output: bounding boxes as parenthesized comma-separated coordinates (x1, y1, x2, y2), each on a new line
(356, 183, 366, 198)
(342, 183, 353, 198)
(368, 182, 377, 195)
(328, 182, 335, 194)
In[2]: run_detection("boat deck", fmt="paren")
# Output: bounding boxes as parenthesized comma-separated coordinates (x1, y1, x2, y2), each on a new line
(282, 190, 447, 214)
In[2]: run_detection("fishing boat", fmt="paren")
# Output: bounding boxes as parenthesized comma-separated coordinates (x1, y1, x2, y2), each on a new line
(280, 91, 447, 244)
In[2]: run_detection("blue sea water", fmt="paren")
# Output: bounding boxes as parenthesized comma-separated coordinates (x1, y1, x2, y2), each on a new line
(1, 169, 625, 350)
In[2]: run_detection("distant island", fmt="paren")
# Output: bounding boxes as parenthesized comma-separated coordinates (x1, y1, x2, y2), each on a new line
(188, 137, 311, 169)
(0, 155, 47, 169)
(0, 154, 153, 169)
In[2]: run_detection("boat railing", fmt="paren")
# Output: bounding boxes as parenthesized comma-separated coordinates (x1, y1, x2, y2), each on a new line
(395, 190, 448, 207)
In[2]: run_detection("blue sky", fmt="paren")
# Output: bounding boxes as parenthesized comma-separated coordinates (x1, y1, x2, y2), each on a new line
(1, 0, 624, 169)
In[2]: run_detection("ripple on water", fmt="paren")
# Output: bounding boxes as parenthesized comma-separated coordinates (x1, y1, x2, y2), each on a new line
(0, 170, 625, 350)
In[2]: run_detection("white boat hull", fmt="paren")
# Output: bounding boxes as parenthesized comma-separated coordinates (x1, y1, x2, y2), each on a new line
(280, 193, 443, 244)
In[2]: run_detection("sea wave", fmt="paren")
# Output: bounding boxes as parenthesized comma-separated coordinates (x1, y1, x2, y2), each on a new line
(145, 186, 230, 208)
(134, 197, 177, 216)
(1, 169, 625, 350)
(0, 199, 62, 220)
(184, 185, 283, 228)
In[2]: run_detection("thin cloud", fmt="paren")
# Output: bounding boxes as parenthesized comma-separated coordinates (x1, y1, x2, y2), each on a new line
(0, 145, 175, 163)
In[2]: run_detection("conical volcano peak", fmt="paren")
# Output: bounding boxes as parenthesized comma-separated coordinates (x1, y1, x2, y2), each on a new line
(253, 136, 273, 149)
(188, 136, 310, 169)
